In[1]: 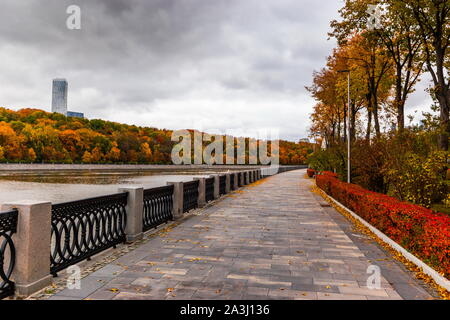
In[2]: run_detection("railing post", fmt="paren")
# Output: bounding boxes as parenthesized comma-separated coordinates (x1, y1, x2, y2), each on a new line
(118, 187, 143, 242)
(194, 178, 206, 207)
(167, 182, 184, 220)
(232, 173, 237, 190)
(239, 172, 245, 186)
(250, 170, 255, 183)
(0, 201, 52, 297)
(225, 174, 231, 193)
(211, 175, 220, 199)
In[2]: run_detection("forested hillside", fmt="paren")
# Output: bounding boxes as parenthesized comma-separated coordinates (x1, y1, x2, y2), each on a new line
(0, 108, 313, 165)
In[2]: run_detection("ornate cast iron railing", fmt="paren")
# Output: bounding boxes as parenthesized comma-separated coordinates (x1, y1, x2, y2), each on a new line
(143, 185, 174, 231)
(0, 210, 18, 300)
(205, 177, 215, 202)
(261, 165, 307, 177)
(237, 172, 243, 186)
(183, 180, 199, 213)
(50, 193, 128, 276)
(219, 176, 226, 195)
(230, 174, 235, 190)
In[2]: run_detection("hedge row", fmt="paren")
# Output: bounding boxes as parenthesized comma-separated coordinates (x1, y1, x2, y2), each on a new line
(316, 171, 450, 279)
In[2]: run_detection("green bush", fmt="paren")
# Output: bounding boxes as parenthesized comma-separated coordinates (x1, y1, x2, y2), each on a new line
(307, 146, 346, 176)
(383, 150, 448, 208)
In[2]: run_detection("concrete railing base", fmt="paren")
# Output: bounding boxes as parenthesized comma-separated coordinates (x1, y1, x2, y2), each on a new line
(15, 275, 53, 297)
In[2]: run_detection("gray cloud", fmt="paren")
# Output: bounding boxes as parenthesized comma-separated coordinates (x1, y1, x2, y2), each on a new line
(2, 0, 425, 141)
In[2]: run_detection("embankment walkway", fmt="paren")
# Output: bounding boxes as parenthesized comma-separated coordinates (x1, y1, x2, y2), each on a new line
(45, 170, 435, 300)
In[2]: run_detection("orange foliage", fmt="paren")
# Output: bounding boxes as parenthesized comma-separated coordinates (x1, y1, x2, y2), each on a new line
(0, 107, 313, 165)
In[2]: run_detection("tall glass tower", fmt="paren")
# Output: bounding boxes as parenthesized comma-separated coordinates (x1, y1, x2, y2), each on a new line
(51, 79, 68, 115)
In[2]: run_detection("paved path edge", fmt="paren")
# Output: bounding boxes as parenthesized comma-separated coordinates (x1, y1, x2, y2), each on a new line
(314, 184, 450, 298)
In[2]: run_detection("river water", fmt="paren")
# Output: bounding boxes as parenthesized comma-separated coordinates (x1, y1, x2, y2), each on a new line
(0, 170, 220, 204)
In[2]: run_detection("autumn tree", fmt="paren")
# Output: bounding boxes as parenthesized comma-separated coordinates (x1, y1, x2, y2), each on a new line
(396, 0, 450, 150)
(347, 33, 394, 139)
(331, 0, 424, 131)
(139, 142, 153, 163)
(82, 151, 93, 163)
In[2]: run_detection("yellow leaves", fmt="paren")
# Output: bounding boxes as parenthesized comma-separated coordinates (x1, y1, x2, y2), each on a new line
(109, 288, 120, 293)
(167, 288, 174, 293)
(188, 258, 203, 262)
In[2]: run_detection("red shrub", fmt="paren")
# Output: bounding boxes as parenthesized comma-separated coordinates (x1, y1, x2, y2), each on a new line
(307, 169, 315, 178)
(316, 173, 450, 279)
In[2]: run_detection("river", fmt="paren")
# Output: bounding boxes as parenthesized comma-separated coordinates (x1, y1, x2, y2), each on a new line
(0, 170, 221, 204)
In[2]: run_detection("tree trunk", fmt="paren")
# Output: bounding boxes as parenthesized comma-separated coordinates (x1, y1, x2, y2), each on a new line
(435, 47, 450, 151)
(343, 102, 347, 143)
(397, 100, 405, 132)
(351, 104, 357, 142)
(337, 111, 342, 144)
(373, 103, 381, 138)
(366, 109, 372, 141)
(437, 91, 450, 151)
(395, 65, 405, 131)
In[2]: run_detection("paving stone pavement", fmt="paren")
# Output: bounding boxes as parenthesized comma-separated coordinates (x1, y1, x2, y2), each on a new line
(48, 170, 436, 300)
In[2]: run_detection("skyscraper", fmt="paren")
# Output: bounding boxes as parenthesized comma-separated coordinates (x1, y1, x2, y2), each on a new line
(51, 78, 68, 115)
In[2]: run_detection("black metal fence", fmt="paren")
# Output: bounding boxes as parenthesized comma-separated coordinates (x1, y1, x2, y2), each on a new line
(219, 175, 226, 195)
(0, 166, 307, 296)
(50, 193, 128, 276)
(183, 180, 199, 213)
(0, 210, 18, 300)
(261, 165, 307, 177)
(143, 185, 174, 231)
(205, 177, 215, 202)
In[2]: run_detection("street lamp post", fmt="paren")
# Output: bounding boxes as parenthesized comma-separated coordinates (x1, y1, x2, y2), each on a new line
(338, 70, 351, 184)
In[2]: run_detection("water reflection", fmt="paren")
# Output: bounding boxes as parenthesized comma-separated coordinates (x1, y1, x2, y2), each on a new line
(0, 170, 219, 204)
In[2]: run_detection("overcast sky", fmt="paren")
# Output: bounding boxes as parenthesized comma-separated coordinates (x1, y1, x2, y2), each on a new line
(0, 0, 434, 141)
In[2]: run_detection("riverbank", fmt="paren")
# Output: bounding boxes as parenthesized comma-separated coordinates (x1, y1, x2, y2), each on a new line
(0, 164, 284, 172)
